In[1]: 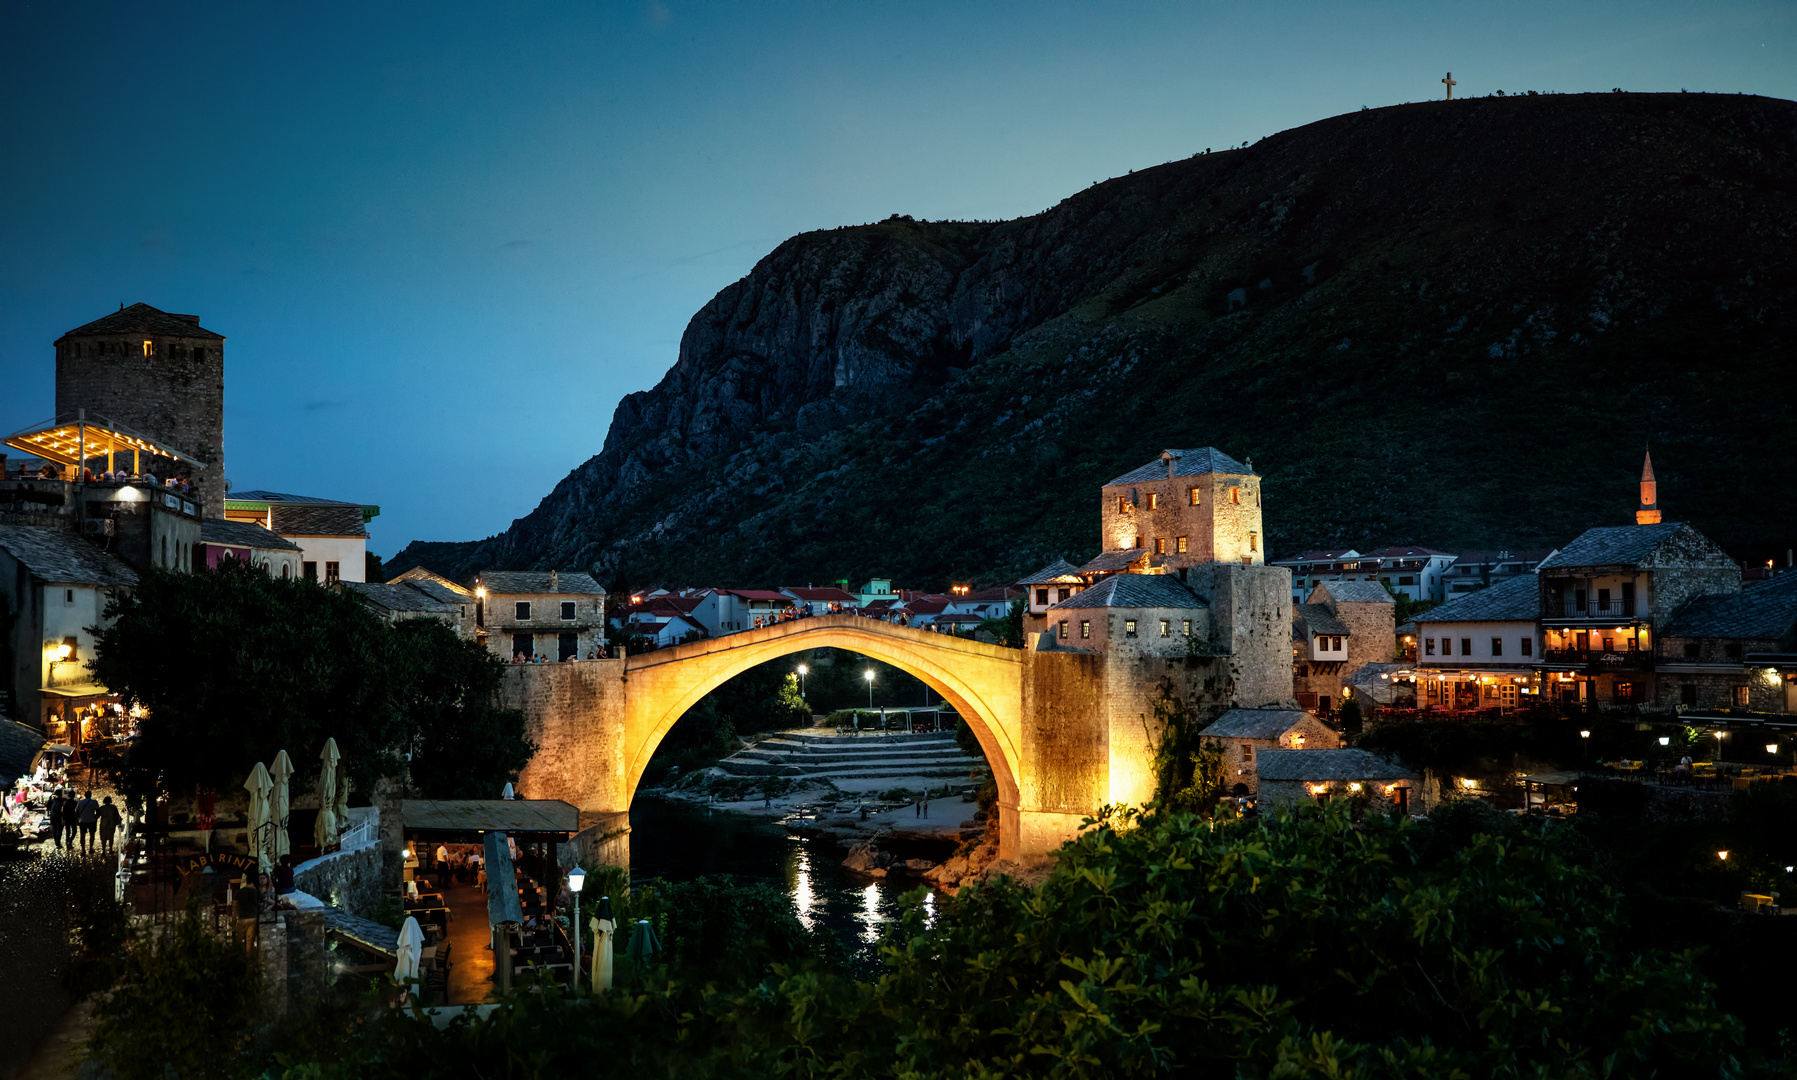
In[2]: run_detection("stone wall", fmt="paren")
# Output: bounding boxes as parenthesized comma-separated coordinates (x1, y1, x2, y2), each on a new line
(293, 836, 386, 919)
(1190, 562, 1295, 710)
(1019, 649, 1108, 819)
(1098, 471, 1264, 570)
(502, 660, 626, 811)
(56, 332, 226, 519)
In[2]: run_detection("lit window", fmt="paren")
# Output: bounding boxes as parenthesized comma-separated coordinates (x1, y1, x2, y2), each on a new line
(1735, 686, 1751, 707)
(1080, 620, 1090, 639)
(1230, 487, 1240, 504)
(1146, 492, 1160, 510)
(1182, 619, 1192, 635)
(142, 340, 153, 357)
(1160, 619, 1170, 637)
(516, 601, 532, 620)
(1117, 495, 1129, 514)
(1125, 619, 1138, 638)
(1332, 635, 1343, 651)
(1243, 743, 1254, 760)
(1155, 538, 1167, 554)
(1134, 535, 1143, 549)
(1189, 487, 1201, 506)
(1177, 536, 1187, 553)
(1057, 621, 1068, 639)
(1491, 637, 1503, 657)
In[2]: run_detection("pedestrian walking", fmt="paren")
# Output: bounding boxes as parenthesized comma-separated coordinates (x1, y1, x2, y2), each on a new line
(47, 789, 66, 850)
(60, 791, 80, 851)
(77, 790, 99, 854)
(98, 796, 122, 854)
(914, 798, 921, 819)
(922, 791, 930, 819)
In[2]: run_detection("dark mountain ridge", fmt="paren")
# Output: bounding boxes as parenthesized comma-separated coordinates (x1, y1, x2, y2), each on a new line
(395, 92, 1797, 589)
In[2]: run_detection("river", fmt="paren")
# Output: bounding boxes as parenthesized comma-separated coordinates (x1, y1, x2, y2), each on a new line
(627, 796, 938, 965)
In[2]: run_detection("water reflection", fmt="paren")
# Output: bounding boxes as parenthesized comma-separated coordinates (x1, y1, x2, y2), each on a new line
(629, 796, 931, 965)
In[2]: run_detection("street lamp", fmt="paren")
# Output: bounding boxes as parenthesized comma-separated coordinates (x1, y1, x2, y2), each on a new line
(1718, 850, 1730, 864)
(568, 866, 586, 994)
(864, 669, 875, 709)
(1659, 736, 1671, 746)
(796, 663, 808, 698)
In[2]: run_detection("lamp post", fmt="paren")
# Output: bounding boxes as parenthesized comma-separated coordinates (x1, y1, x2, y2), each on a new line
(796, 663, 808, 698)
(1579, 729, 1590, 765)
(864, 669, 875, 709)
(568, 866, 586, 994)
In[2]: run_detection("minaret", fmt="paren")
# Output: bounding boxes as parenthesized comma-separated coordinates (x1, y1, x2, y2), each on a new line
(1636, 450, 1661, 525)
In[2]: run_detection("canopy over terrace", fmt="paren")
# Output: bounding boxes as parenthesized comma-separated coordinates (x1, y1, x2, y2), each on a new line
(4, 412, 208, 474)
(399, 799, 579, 890)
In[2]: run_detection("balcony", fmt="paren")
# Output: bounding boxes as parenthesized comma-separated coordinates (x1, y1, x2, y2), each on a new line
(1545, 599, 1638, 621)
(1540, 648, 1654, 671)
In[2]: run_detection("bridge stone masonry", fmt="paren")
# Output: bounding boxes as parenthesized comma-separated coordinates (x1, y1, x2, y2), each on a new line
(502, 560, 1294, 868)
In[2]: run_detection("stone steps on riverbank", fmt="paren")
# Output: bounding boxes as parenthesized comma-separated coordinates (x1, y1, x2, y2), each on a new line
(715, 729, 987, 783)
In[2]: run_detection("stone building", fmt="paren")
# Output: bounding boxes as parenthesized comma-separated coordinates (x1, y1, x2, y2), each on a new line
(0, 524, 138, 727)
(1536, 522, 1739, 712)
(1017, 559, 1085, 637)
(224, 490, 379, 584)
(1255, 748, 1424, 814)
(200, 518, 303, 579)
(54, 303, 226, 518)
(1653, 574, 1797, 714)
(1197, 708, 1340, 796)
(345, 581, 471, 636)
(1291, 580, 1395, 716)
(1097, 447, 1264, 573)
(474, 570, 608, 662)
(1412, 574, 1543, 713)
(1044, 574, 1210, 654)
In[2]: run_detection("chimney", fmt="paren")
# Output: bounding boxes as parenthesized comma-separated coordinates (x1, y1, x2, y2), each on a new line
(1161, 449, 1180, 480)
(549, 570, 560, 592)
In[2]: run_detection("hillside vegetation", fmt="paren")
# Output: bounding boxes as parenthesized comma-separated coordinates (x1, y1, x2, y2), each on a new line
(394, 92, 1797, 589)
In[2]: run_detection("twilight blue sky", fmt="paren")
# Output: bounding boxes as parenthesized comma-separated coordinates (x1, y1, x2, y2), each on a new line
(2, 1, 1792, 558)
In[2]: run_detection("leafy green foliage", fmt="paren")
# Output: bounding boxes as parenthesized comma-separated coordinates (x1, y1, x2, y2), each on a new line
(1140, 680, 1224, 814)
(250, 806, 1743, 1078)
(89, 563, 532, 799)
(977, 597, 1025, 647)
(84, 906, 262, 1080)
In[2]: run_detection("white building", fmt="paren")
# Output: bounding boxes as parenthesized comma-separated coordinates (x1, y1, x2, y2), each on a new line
(0, 525, 138, 729)
(1412, 573, 1543, 713)
(1364, 546, 1458, 603)
(224, 490, 380, 584)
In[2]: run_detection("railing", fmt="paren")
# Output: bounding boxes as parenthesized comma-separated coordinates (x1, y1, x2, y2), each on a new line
(1540, 648, 1654, 670)
(1546, 599, 1638, 619)
(338, 815, 377, 853)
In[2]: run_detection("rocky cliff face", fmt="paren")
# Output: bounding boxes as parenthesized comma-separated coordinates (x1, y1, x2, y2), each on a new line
(395, 92, 1797, 588)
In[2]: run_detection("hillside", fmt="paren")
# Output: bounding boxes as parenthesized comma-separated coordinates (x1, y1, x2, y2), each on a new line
(393, 92, 1797, 590)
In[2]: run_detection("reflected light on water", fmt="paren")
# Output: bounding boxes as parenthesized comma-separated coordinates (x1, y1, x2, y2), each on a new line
(792, 845, 817, 930)
(859, 884, 882, 944)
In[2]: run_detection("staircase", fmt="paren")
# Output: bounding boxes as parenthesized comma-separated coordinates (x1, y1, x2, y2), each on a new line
(715, 730, 986, 785)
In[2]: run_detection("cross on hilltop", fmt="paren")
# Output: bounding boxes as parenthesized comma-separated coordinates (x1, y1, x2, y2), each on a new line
(1442, 72, 1457, 100)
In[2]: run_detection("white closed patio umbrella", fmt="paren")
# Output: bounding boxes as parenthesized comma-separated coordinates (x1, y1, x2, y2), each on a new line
(394, 916, 425, 997)
(244, 762, 273, 874)
(270, 750, 294, 860)
(314, 738, 340, 850)
(590, 895, 616, 992)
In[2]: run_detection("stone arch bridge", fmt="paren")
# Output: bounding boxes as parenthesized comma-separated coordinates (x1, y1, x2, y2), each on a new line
(502, 613, 1265, 865)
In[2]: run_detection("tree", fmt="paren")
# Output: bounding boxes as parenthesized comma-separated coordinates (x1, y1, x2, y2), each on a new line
(89, 563, 531, 800)
(976, 597, 1025, 647)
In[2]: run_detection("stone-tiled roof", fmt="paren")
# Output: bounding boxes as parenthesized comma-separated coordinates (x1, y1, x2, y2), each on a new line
(1107, 447, 1256, 486)
(401, 579, 473, 606)
(1076, 549, 1150, 575)
(200, 518, 301, 551)
(0, 525, 140, 587)
(270, 504, 368, 538)
(1256, 748, 1418, 782)
(1294, 603, 1350, 635)
(388, 566, 472, 596)
(476, 570, 606, 596)
(0, 718, 47, 787)
(1448, 548, 1556, 568)
(229, 490, 370, 507)
(1317, 580, 1394, 605)
(1660, 575, 1797, 641)
(345, 581, 461, 614)
(57, 302, 223, 341)
(1199, 708, 1314, 740)
(1048, 574, 1206, 611)
(1414, 574, 1540, 624)
(1364, 546, 1455, 558)
(1017, 559, 1082, 585)
(1538, 523, 1731, 571)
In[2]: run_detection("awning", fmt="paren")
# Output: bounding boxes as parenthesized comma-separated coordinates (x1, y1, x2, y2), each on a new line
(40, 684, 117, 699)
(400, 799, 580, 839)
(5, 413, 208, 469)
(1519, 771, 1583, 787)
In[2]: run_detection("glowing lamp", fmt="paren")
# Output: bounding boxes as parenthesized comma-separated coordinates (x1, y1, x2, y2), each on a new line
(1579, 730, 1590, 739)
(1348, 782, 1362, 793)
(796, 664, 807, 675)
(1718, 850, 1730, 862)
(476, 586, 486, 598)
(567, 866, 585, 894)
(1460, 778, 1477, 790)
(863, 670, 875, 683)
(56, 643, 72, 661)
(1658, 737, 1670, 746)
(1769, 744, 1780, 755)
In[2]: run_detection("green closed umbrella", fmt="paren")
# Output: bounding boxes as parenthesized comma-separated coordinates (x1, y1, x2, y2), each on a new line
(626, 919, 661, 970)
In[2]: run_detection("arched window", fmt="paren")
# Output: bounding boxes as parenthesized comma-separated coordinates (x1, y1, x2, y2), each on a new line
(282, 563, 291, 579)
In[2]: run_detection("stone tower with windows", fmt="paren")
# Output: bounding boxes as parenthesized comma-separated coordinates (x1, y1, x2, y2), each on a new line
(1097, 447, 1264, 572)
(54, 303, 226, 518)
(1636, 450, 1661, 525)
